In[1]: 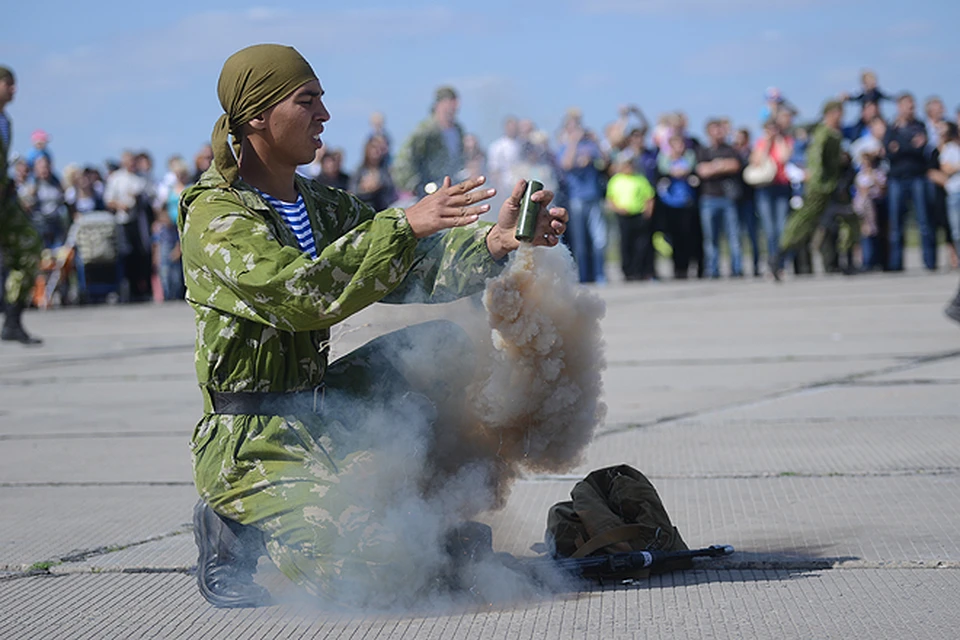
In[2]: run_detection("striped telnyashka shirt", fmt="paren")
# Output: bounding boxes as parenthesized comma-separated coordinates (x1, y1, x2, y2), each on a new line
(258, 190, 317, 259)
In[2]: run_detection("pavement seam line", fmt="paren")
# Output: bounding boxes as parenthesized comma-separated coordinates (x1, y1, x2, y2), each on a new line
(841, 379, 960, 387)
(0, 342, 193, 374)
(521, 468, 960, 482)
(0, 525, 193, 577)
(596, 414, 958, 433)
(0, 431, 188, 441)
(0, 373, 189, 386)
(606, 352, 926, 368)
(595, 348, 960, 439)
(0, 481, 194, 488)
(4, 560, 958, 583)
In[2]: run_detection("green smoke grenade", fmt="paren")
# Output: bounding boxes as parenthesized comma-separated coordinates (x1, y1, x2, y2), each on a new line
(515, 179, 544, 243)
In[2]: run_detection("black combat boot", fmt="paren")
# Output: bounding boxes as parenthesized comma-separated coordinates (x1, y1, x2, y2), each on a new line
(1, 303, 42, 345)
(946, 287, 960, 326)
(193, 500, 272, 608)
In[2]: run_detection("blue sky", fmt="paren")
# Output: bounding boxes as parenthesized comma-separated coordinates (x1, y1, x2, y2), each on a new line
(4, 0, 959, 173)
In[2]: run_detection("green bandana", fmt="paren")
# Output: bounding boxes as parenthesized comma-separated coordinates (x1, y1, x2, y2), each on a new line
(212, 44, 317, 186)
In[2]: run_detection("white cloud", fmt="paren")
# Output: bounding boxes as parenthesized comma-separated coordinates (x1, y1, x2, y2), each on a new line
(575, 71, 616, 91)
(883, 20, 936, 39)
(820, 66, 863, 87)
(5, 5, 484, 166)
(760, 29, 783, 43)
(449, 74, 513, 93)
(21, 6, 467, 110)
(882, 46, 950, 65)
(446, 74, 520, 143)
(577, 0, 830, 15)
(681, 35, 802, 75)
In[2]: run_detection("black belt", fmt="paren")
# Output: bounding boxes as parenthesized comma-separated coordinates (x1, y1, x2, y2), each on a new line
(209, 386, 326, 416)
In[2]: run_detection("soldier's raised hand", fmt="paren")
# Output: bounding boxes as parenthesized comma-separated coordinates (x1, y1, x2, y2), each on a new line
(404, 176, 495, 238)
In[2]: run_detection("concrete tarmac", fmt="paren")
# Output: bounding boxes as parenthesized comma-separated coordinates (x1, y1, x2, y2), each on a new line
(2, 259, 959, 639)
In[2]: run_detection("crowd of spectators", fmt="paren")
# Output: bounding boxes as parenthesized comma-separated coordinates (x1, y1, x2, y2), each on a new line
(7, 69, 960, 306)
(8, 142, 214, 304)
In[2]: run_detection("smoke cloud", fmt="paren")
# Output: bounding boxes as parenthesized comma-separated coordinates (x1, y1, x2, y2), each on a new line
(473, 243, 607, 473)
(282, 243, 606, 609)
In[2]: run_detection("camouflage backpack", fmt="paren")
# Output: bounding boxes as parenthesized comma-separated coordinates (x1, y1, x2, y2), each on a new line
(544, 465, 692, 579)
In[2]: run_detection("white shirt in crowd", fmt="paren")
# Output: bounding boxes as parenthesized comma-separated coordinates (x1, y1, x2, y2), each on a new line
(104, 169, 150, 210)
(850, 134, 884, 169)
(297, 160, 323, 180)
(941, 141, 960, 195)
(155, 170, 178, 208)
(103, 169, 153, 222)
(487, 135, 521, 191)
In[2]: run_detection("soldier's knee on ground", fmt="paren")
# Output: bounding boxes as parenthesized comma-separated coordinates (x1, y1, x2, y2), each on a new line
(262, 498, 424, 605)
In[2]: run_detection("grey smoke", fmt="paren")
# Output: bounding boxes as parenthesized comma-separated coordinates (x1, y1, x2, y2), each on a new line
(289, 242, 607, 609)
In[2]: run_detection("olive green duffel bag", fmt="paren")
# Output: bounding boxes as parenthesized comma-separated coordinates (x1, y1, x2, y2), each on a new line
(545, 465, 692, 579)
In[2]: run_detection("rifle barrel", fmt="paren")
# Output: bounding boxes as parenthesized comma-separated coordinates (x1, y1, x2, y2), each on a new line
(527, 544, 734, 578)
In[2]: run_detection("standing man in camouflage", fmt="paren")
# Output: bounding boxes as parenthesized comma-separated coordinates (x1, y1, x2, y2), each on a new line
(771, 101, 854, 280)
(391, 86, 465, 198)
(0, 66, 42, 345)
(182, 45, 567, 607)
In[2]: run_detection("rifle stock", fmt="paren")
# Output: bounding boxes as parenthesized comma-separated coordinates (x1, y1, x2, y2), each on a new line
(528, 544, 735, 579)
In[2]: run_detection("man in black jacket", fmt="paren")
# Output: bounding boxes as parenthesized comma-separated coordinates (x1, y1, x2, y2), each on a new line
(695, 119, 743, 278)
(885, 92, 936, 271)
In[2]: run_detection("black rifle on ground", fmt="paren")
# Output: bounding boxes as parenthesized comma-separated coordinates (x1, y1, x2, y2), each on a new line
(525, 544, 735, 580)
(442, 523, 735, 587)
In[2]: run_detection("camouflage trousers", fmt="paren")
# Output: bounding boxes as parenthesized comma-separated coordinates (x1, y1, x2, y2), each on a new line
(779, 190, 859, 259)
(191, 320, 475, 602)
(0, 195, 43, 305)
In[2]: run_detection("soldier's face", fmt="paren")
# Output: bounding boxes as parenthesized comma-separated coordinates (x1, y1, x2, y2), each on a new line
(824, 108, 842, 129)
(435, 97, 458, 123)
(257, 79, 331, 167)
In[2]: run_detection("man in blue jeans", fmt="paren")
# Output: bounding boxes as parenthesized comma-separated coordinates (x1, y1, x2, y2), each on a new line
(695, 120, 743, 278)
(557, 113, 608, 283)
(885, 92, 936, 271)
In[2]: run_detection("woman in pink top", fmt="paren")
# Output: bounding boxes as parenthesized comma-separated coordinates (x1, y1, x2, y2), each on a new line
(751, 118, 794, 272)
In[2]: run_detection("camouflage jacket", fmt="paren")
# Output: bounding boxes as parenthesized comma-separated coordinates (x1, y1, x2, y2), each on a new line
(391, 118, 464, 196)
(805, 124, 843, 196)
(178, 165, 502, 414)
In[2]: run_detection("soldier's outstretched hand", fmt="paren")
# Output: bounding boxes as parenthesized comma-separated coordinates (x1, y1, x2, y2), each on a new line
(485, 179, 568, 260)
(404, 176, 496, 238)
